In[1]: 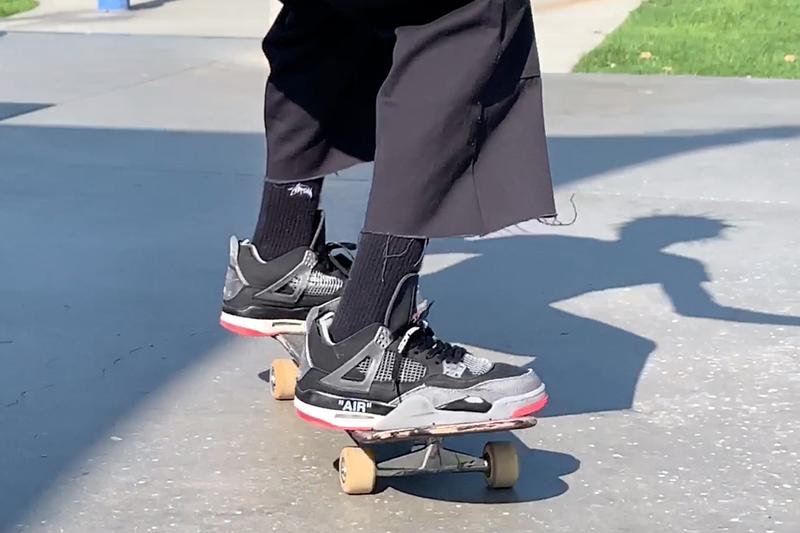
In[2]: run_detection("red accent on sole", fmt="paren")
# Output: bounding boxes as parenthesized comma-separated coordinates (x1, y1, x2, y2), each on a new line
(219, 319, 277, 338)
(295, 407, 371, 432)
(511, 394, 549, 418)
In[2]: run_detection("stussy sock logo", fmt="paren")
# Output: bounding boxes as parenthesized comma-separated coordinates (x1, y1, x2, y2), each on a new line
(288, 183, 314, 199)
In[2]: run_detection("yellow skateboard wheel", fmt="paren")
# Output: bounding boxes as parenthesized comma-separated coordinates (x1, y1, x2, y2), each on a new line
(270, 358, 298, 400)
(483, 441, 519, 489)
(339, 447, 377, 495)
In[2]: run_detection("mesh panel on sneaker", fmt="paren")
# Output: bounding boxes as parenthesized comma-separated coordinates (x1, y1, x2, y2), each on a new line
(375, 352, 395, 382)
(288, 270, 344, 297)
(399, 358, 427, 382)
(441, 353, 493, 378)
(463, 353, 493, 376)
(356, 357, 371, 373)
(360, 352, 427, 383)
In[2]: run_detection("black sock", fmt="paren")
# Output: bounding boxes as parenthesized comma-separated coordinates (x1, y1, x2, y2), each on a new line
(329, 232, 425, 342)
(252, 178, 323, 261)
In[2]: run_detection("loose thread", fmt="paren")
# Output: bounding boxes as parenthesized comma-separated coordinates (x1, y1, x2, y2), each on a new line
(538, 194, 578, 227)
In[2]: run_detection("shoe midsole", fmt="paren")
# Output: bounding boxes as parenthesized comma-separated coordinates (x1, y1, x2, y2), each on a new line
(221, 302, 312, 320)
(220, 312, 305, 336)
(294, 384, 547, 431)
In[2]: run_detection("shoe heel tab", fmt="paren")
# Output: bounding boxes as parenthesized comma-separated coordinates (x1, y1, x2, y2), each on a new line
(235, 237, 268, 265)
(305, 298, 341, 336)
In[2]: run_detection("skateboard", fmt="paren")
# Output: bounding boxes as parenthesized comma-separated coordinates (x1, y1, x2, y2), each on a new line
(269, 334, 536, 495)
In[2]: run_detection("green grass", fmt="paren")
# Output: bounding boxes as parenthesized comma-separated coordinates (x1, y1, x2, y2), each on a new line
(575, 0, 800, 79)
(0, 0, 37, 18)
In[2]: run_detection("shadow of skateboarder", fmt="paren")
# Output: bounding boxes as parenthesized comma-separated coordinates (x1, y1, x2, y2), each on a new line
(425, 215, 800, 417)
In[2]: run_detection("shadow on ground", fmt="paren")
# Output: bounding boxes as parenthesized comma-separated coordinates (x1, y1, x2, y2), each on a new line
(378, 214, 800, 503)
(426, 216, 800, 417)
(379, 435, 579, 503)
(2, 122, 800, 525)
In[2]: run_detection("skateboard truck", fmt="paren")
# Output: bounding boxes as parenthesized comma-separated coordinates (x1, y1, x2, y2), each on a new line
(338, 417, 536, 494)
(366, 438, 488, 477)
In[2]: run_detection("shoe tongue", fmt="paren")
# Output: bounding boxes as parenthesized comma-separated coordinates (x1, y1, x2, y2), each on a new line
(384, 274, 419, 335)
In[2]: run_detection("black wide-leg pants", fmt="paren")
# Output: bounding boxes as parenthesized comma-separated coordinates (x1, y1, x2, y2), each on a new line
(262, 0, 556, 238)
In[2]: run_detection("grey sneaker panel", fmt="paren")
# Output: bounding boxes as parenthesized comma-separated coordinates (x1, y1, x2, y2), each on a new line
(390, 369, 543, 407)
(319, 326, 394, 393)
(250, 249, 343, 303)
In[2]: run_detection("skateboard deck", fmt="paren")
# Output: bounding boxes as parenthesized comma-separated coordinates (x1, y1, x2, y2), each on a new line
(350, 416, 536, 444)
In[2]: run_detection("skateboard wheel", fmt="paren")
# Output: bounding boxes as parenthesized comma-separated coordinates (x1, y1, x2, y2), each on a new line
(483, 441, 519, 489)
(338, 447, 377, 495)
(269, 358, 298, 400)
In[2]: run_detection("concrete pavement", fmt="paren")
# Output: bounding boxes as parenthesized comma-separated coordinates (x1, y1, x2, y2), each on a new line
(2, 28, 800, 532)
(0, 0, 272, 40)
(0, 0, 643, 73)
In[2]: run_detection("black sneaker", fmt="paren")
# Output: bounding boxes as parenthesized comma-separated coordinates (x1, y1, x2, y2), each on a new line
(220, 212, 353, 337)
(293, 274, 548, 431)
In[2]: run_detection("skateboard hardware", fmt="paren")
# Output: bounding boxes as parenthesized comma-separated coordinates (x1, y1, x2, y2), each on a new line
(361, 439, 488, 477)
(268, 333, 304, 400)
